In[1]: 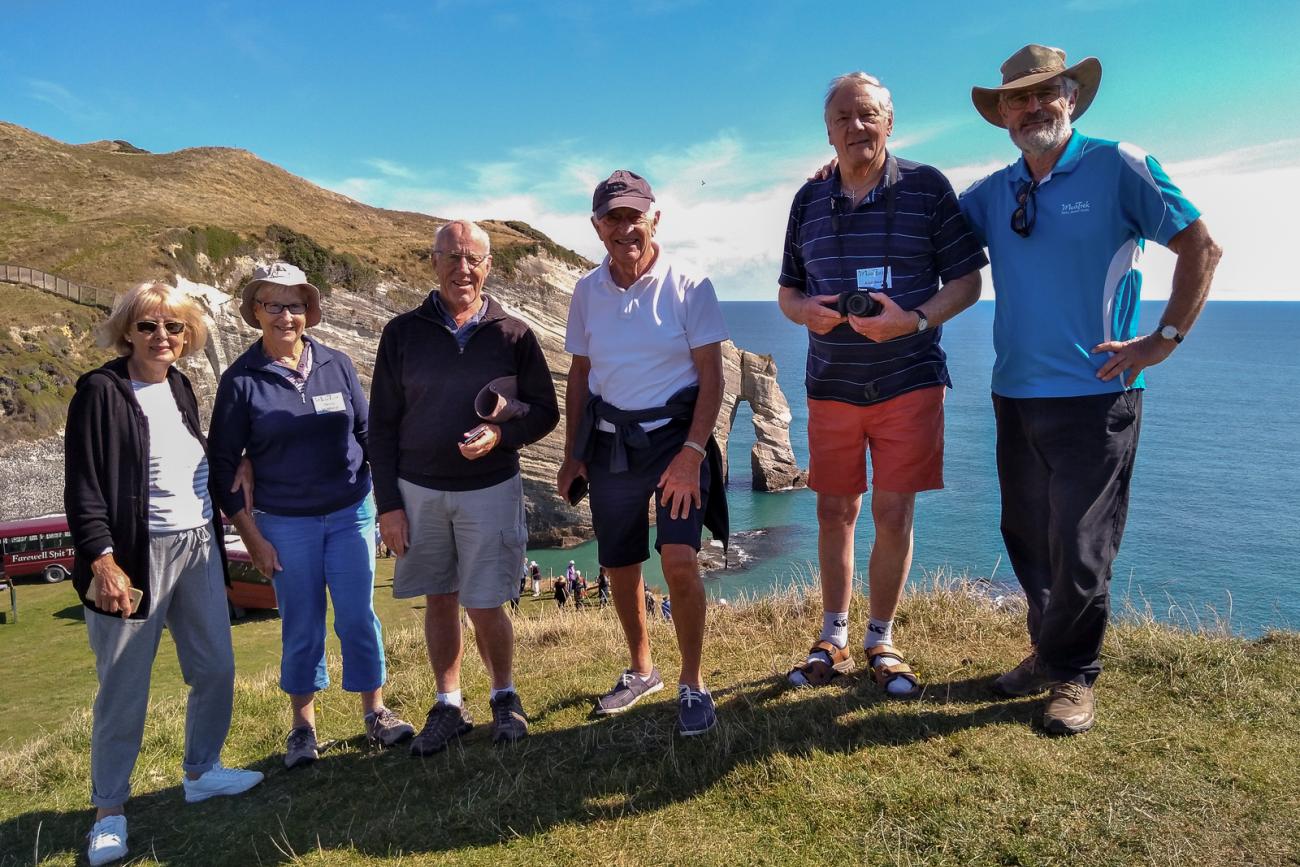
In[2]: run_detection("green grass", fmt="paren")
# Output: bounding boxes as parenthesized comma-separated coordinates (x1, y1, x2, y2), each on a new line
(1, 578, 1298, 866)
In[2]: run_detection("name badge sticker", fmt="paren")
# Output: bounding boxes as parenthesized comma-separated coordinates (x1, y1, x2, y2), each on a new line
(312, 392, 346, 414)
(856, 267, 885, 289)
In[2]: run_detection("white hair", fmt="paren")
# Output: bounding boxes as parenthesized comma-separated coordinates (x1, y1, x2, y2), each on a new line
(824, 72, 894, 120)
(433, 219, 491, 254)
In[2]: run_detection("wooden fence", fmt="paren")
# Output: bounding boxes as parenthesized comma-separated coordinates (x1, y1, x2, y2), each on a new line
(0, 264, 115, 310)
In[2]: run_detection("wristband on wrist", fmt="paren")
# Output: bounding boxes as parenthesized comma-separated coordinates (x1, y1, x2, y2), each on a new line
(682, 440, 707, 458)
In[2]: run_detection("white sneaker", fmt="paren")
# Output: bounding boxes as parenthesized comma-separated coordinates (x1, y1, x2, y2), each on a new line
(182, 762, 264, 803)
(87, 814, 128, 865)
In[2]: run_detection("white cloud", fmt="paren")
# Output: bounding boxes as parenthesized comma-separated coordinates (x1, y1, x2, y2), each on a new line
(315, 135, 1300, 302)
(25, 78, 100, 122)
(363, 158, 416, 180)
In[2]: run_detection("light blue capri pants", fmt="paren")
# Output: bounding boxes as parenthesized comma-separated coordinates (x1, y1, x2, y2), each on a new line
(254, 494, 385, 695)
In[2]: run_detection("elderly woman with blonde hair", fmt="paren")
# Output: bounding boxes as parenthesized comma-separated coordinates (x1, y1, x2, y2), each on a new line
(65, 281, 263, 867)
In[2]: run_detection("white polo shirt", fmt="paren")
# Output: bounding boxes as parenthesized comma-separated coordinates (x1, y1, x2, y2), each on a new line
(565, 249, 729, 431)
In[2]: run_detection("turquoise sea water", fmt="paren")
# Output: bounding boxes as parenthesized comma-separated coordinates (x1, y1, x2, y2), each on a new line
(529, 301, 1300, 637)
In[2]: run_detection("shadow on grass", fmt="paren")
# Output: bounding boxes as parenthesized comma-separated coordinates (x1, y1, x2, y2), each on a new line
(1, 674, 1041, 865)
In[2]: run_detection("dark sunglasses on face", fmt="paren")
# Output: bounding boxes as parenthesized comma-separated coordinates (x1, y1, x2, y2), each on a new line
(135, 320, 186, 335)
(1011, 180, 1039, 238)
(258, 301, 308, 315)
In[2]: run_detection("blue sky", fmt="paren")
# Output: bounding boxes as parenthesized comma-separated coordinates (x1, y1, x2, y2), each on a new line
(4, 1, 1298, 299)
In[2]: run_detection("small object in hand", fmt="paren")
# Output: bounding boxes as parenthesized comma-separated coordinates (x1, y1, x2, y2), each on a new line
(566, 476, 589, 506)
(462, 427, 488, 446)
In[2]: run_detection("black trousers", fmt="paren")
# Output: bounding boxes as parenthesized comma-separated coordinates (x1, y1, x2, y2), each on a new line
(993, 390, 1143, 685)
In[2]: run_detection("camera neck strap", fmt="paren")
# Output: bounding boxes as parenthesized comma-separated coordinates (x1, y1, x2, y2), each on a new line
(831, 153, 900, 291)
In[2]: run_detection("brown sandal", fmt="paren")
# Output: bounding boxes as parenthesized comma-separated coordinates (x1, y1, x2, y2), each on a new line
(866, 644, 920, 698)
(787, 640, 854, 687)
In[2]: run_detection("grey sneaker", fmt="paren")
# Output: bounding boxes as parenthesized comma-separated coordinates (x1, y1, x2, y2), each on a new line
(489, 691, 529, 744)
(284, 725, 318, 769)
(594, 668, 664, 715)
(409, 702, 473, 756)
(365, 707, 415, 747)
(992, 652, 1052, 698)
(1043, 681, 1096, 735)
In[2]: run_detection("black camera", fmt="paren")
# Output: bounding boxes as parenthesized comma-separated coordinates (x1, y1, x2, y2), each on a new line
(836, 290, 883, 318)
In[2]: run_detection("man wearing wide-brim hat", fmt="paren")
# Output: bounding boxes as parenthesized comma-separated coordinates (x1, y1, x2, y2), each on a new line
(959, 44, 1222, 734)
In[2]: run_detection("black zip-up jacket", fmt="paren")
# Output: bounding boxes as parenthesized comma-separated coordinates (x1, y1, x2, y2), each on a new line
(368, 292, 559, 512)
(63, 357, 229, 619)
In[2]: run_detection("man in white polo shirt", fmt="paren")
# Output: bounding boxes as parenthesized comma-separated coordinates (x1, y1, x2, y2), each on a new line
(557, 170, 729, 737)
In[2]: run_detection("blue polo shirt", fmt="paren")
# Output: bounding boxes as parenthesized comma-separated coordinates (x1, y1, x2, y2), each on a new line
(959, 131, 1200, 399)
(780, 153, 987, 406)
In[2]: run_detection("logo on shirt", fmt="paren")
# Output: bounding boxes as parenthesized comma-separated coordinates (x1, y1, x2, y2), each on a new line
(1061, 200, 1091, 215)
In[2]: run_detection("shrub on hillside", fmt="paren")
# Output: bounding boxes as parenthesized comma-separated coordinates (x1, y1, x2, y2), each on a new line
(265, 225, 378, 295)
(168, 225, 254, 283)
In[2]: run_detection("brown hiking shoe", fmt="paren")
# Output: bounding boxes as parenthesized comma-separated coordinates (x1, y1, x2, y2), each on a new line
(992, 652, 1052, 697)
(489, 690, 528, 744)
(409, 703, 473, 756)
(1043, 681, 1095, 735)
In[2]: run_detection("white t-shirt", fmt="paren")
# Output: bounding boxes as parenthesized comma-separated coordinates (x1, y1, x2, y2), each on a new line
(565, 250, 729, 431)
(132, 380, 212, 533)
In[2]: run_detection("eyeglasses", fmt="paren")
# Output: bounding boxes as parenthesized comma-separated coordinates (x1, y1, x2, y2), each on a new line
(135, 320, 186, 335)
(597, 211, 652, 228)
(434, 251, 489, 268)
(1002, 85, 1066, 110)
(1011, 180, 1039, 238)
(258, 301, 308, 315)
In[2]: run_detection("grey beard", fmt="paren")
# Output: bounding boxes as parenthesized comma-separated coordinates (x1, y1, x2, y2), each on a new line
(1010, 114, 1072, 157)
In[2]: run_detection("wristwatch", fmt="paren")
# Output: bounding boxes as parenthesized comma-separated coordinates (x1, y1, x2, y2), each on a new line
(915, 311, 929, 334)
(1156, 324, 1184, 344)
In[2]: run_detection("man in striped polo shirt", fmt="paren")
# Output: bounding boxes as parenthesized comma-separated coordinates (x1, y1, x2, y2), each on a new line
(960, 45, 1221, 735)
(778, 72, 986, 695)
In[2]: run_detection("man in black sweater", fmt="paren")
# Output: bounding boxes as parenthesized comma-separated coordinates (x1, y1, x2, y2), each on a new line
(369, 220, 559, 754)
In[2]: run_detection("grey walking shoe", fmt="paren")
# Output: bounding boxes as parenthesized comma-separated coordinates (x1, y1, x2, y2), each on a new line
(1043, 681, 1096, 735)
(284, 725, 319, 769)
(409, 702, 473, 756)
(992, 651, 1052, 697)
(365, 707, 415, 747)
(489, 690, 529, 744)
(594, 668, 664, 715)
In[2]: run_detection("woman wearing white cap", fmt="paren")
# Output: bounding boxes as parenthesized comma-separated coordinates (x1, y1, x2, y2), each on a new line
(208, 262, 413, 769)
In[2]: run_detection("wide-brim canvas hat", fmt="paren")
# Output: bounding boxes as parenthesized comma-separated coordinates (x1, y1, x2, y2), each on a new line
(971, 44, 1102, 128)
(238, 261, 322, 327)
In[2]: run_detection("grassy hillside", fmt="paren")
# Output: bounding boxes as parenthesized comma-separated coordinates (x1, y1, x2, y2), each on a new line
(0, 122, 589, 292)
(0, 283, 112, 440)
(2, 580, 1297, 866)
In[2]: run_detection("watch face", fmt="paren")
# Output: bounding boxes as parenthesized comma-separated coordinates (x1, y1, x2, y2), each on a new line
(1160, 325, 1178, 340)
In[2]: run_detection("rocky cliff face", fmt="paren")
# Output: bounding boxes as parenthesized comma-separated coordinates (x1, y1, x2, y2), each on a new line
(2, 252, 806, 545)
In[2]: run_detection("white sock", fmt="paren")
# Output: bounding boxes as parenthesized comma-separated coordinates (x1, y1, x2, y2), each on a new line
(820, 611, 850, 649)
(865, 617, 894, 649)
(436, 689, 463, 707)
(489, 684, 515, 701)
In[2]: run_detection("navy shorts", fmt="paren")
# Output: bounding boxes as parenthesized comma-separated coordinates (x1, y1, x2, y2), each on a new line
(587, 421, 711, 568)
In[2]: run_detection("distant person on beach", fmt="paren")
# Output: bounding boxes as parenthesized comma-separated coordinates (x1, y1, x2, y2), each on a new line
(597, 566, 611, 608)
(530, 560, 542, 597)
(66, 282, 262, 867)
(782, 73, 986, 696)
(557, 170, 729, 737)
(959, 45, 1220, 734)
(370, 220, 559, 754)
(210, 261, 414, 771)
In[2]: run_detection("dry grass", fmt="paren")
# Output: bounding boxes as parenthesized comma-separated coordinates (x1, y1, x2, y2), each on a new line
(2, 580, 1298, 866)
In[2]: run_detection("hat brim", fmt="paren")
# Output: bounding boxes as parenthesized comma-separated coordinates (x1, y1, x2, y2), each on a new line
(594, 195, 656, 219)
(971, 57, 1102, 128)
(239, 278, 323, 328)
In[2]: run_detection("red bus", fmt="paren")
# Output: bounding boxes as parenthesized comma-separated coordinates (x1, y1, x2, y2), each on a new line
(0, 514, 75, 583)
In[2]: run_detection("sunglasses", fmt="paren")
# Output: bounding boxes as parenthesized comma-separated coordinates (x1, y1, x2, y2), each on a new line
(135, 320, 186, 335)
(1011, 180, 1039, 238)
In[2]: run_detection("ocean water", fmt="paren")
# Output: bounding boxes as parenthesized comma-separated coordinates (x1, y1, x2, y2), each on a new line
(529, 301, 1300, 637)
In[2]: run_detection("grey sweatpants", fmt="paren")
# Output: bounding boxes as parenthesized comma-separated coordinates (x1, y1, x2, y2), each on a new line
(85, 526, 235, 808)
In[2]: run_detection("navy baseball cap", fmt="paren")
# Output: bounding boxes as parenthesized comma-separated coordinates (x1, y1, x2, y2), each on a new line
(592, 170, 656, 218)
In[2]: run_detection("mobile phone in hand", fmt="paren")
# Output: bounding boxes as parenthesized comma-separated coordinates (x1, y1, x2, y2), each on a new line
(462, 428, 488, 446)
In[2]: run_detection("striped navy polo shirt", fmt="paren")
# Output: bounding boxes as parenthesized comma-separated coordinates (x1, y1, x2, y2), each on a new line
(779, 153, 987, 406)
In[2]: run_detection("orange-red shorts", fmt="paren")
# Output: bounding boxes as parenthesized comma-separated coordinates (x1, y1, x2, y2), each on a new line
(806, 386, 945, 496)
